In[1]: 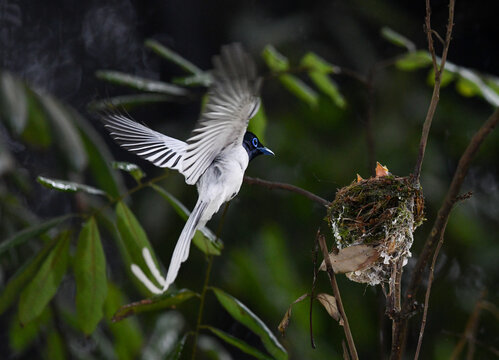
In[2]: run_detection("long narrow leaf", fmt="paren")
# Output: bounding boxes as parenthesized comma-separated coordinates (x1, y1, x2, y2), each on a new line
(74, 217, 108, 334)
(211, 287, 287, 360)
(0, 71, 27, 133)
(0, 214, 74, 256)
(18, 232, 71, 325)
(279, 74, 319, 108)
(145, 39, 203, 75)
(88, 94, 176, 112)
(37, 176, 108, 197)
(206, 326, 273, 360)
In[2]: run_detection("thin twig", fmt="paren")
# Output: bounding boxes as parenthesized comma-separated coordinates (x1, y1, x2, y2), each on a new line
(393, 106, 499, 359)
(310, 232, 320, 349)
(244, 176, 330, 207)
(412, 0, 455, 184)
(317, 232, 359, 360)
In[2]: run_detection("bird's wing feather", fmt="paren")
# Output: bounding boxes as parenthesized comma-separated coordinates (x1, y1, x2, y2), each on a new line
(163, 199, 207, 291)
(181, 44, 261, 185)
(103, 114, 187, 171)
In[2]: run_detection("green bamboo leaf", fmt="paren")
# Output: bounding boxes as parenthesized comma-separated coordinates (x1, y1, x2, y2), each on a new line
(395, 51, 433, 71)
(145, 39, 203, 75)
(74, 218, 108, 335)
(21, 87, 52, 147)
(115, 202, 163, 293)
(247, 103, 267, 143)
(166, 333, 189, 360)
(206, 326, 274, 360)
(262, 45, 290, 72)
(211, 287, 287, 360)
(40, 94, 87, 171)
(300, 52, 339, 74)
(112, 162, 145, 183)
(0, 71, 28, 134)
(309, 72, 346, 108)
(172, 72, 212, 87)
(279, 74, 319, 108)
(0, 214, 74, 256)
(0, 238, 57, 315)
(88, 94, 175, 112)
(150, 184, 223, 255)
(112, 289, 197, 322)
(18, 232, 71, 325)
(96, 70, 189, 96)
(37, 176, 108, 197)
(104, 283, 143, 360)
(380, 27, 416, 52)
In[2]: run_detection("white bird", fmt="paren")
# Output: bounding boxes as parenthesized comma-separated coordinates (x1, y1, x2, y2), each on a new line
(103, 44, 273, 292)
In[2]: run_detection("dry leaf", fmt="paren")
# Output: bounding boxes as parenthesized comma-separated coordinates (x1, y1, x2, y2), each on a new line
(375, 162, 390, 177)
(356, 174, 364, 182)
(278, 293, 308, 336)
(319, 244, 379, 273)
(316, 293, 341, 323)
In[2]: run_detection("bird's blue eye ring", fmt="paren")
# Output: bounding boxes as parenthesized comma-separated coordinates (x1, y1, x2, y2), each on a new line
(252, 138, 258, 147)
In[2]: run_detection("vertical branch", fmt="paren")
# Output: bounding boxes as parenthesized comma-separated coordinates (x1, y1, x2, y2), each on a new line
(412, 0, 455, 183)
(318, 232, 359, 360)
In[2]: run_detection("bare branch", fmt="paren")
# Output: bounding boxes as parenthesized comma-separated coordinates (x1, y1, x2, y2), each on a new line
(244, 176, 330, 207)
(318, 232, 359, 360)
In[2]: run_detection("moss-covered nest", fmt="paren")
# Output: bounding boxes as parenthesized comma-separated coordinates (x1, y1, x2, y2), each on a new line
(326, 173, 424, 285)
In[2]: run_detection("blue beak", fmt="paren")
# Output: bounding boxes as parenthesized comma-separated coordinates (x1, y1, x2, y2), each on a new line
(258, 146, 275, 156)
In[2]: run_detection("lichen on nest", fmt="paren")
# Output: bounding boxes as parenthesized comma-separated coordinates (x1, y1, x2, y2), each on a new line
(326, 164, 424, 285)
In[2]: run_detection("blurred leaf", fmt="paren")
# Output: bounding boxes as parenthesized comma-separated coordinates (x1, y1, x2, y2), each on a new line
(380, 27, 416, 52)
(248, 102, 267, 143)
(18, 231, 70, 325)
(43, 329, 66, 360)
(37, 176, 108, 197)
(279, 74, 319, 108)
(485, 76, 499, 95)
(172, 72, 212, 87)
(427, 68, 455, 87)
(9, 306, 51, 352)
(456, 68, 499, 107)
(145, 39, 203, 75)
(262, 45, 290, 72)
(40, 95, 87, 171)
(206, 326, 273, 360)
(74, 217, 108, 335)
(300, 52, 338, 74)
(150, 184, 223, 255)
(22, 88, 52, 147)
(112, 161, 145, 183)
(0, 214, 73, 256)
(166, 333, 188, 360)
(211, 287, 287, 360)
(0, 238, 57, 315)
(315, 293, 341, 322)
(319, 244, 379, 273)
(88, 94, 175, 112)
(112, 288, 197, 322)
(308, 72, 346, 108)
(115, 201, 163, 293)
(96, 70, 188, 96)
(395, 50, 432, 71)
(104, 283, 143, 360)
(278, 293, 308, 336)
(0, 71, 27, 133)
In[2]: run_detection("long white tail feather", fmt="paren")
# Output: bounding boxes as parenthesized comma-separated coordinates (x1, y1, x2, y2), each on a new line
(142, 248, 166, 287)
(162, 200, 207, 291)
(131, 264, 163, 295)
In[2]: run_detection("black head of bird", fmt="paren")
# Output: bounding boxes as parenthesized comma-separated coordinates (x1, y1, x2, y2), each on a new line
(243, 131, 274, 161)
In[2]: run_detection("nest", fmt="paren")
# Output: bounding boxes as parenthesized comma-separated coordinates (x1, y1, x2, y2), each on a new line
(326, 171, 424, 285)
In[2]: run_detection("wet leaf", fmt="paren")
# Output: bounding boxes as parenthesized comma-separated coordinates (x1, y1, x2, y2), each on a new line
(37, 176, 108, 197)
(112, 161, 145, 183)
(166, 333, 189, 360)
(262, 45, 290, 72)
(18, 232, 71, 325)
(112, 289, 197, 322)
(316, 293, 341, 322)
(278, 293, 308, 336)
(395, 51, 432, 71)
(172, 72, 212, 87)
(319, 244, 379, 273)
(96, 70, 189, 96)
(74, 218, 108, 334)
(0, 214, 74, 256)
(88, 94, 175, 112)
(0, 238, 57, 315)
(280, 74, 319, 108)
(211, 287, 287, 360)
(380, 27, 416, 52)
(150, 184, 223, 255)
(0, 71, 27, 133)
(145, 39, 203, 75)
(206, 326, 273, 360)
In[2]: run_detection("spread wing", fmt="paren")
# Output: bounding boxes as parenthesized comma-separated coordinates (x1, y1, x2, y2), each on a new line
(103, 114, 187, 171)
(181, 43, 262, 185)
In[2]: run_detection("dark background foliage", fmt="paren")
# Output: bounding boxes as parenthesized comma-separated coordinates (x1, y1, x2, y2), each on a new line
(1, 0, 498, 359)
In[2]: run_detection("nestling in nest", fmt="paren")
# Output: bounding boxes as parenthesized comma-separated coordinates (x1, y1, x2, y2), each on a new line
(324, 163, 424, 285)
